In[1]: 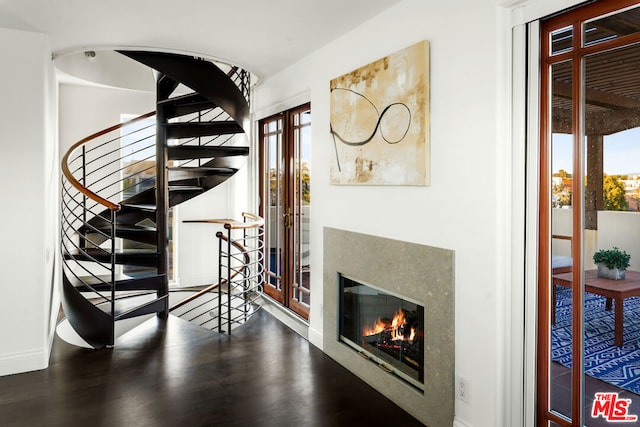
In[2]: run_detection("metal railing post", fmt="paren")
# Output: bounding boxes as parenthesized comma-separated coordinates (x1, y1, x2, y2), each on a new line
(156, 77, 169, 318)
(80, 146, 87, 251)
(169, 214, 264, 333)
(243, 226, 249, 323)
(227, 231, 232, 335)
(217, 232, 223, 333)
(110, 209, 117, 346)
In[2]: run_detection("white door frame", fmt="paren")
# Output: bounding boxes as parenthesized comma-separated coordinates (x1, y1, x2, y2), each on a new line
(500, 1, 585, 426)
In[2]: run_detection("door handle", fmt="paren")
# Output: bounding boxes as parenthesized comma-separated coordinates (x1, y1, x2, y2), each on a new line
(282, 209, 291, 228)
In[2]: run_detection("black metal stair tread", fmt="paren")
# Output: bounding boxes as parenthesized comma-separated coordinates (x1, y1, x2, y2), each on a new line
(67, 249, 160, 267)
(168, 166, 234, 172)
(84, 204, 157, 231)
(91, 224, 156, 232)
(68, 273, 150, 286)
(168, 166, 236, 176)
(167, 145, 249, 160)
(168, 185, 204, 192)
(157, 93, 216, 118)
(95, 293, 161, 316)
(69, 249, 159, 257)
(120, 188, 156, 206)
(164, 121, 244, 139)
(84, 248, 158, 254)
(157, 92, 212, 107)
(81, 224, 157, 246)
(67, 274, 165, 292)
(119, 203, 156, 213)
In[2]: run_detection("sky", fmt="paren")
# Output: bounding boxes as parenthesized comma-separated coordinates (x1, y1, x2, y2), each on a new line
(553, 127, 640, 176)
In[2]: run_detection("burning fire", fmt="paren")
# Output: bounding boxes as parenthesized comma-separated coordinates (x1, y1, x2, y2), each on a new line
(362, 309, 416, 342)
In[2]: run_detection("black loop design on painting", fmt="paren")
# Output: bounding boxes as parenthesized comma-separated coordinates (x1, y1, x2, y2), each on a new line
(330, 87, 411, 172)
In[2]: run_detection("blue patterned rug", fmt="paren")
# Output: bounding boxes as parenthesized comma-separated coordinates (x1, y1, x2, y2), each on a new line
(552, 286, 640, 395)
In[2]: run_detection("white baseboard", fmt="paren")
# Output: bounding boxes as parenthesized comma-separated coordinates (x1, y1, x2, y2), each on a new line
(257, 295, 309, 340)
(453, 416, 471, 427)
(0, 348, 49, 377)
(308, 326, 323, 350)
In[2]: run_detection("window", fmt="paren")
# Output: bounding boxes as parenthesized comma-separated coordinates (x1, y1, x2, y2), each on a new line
(120, 114, 175, 281)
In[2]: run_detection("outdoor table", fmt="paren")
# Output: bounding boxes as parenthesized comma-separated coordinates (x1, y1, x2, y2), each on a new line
(552, 269, 640, 347)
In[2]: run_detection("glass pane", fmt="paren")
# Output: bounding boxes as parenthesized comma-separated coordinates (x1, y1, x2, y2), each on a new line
(549, 60, 574, 421)
(293, 108, 311, 307)
(120, 116, 159, 278)
(266, 121, 284, 294)
(584, 6, 640, 46)
(301, 110, 311, 125)
(551, 26, 573, 55)
(339, 275, 424, 389)
(583, 44, 640, 424)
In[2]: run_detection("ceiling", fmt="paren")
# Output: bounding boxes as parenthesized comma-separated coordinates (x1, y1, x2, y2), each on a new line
(0, 0, 402, 83)
(550, 8, 640, 136)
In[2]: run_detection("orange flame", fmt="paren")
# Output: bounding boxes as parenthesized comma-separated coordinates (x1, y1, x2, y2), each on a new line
(363, 309, 414, 342)
(362, 318, 387, 336)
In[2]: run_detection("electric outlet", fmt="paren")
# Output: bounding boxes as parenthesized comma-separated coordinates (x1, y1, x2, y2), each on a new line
(456, 376, 469, 403)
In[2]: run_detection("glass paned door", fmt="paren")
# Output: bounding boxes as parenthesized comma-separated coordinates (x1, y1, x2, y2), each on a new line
(260, 104, 311, 319)
(539, 1, 640, 425)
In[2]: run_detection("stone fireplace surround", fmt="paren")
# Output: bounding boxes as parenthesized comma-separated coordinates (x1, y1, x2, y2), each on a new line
(323, 227, 454, 426)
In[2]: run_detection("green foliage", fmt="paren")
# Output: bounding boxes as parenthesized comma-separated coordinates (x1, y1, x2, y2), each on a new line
(552, 183, 571, 207)
(298, 160, 310, 204)
(593, 246, 631, 270)
(553, 169, 573, 179)
(603, 174, 629, 211)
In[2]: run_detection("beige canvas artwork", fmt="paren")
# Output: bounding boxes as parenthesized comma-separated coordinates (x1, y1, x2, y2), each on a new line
(330, 40, 430, 186)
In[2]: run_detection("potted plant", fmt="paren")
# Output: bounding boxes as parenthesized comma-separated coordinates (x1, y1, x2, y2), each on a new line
(593, 246, 631, 280)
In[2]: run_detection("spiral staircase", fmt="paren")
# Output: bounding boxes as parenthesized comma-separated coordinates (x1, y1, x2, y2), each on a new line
(60, 51, 261, 349)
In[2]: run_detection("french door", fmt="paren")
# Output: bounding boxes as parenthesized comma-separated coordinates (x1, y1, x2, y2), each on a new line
(538, 1, 640, 425)
(259, 104, 311, 319)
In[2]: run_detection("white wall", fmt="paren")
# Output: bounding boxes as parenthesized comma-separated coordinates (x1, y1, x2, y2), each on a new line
(598, 211, 640, 270)
(553, 208, 640, 270)
(59, 84, 155, 156)
(174, 166, 250, 288)
(44, 40, 61, 370)
(254, 0, 505, 425)
(0, 28, 58, 376)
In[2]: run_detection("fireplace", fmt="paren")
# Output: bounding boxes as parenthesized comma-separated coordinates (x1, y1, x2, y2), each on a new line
(323, 227, 454, 426)
(339, 274, 424, 390)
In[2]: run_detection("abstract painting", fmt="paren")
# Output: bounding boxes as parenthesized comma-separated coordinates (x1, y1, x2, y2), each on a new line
(330, 40, 430, 186)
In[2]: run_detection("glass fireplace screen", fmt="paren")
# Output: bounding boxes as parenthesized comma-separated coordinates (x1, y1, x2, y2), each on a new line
(339, 274, 424, 390)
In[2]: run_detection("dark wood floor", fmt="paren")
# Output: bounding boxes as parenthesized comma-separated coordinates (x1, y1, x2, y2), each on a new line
(0, 309, 423, 426)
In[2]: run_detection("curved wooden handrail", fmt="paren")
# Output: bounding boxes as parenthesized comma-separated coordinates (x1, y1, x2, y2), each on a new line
(169, 282, 222, 313)
(182, 212, 265, 230)
(226, 212, 265, 230)
(61, 110, 156, 212)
